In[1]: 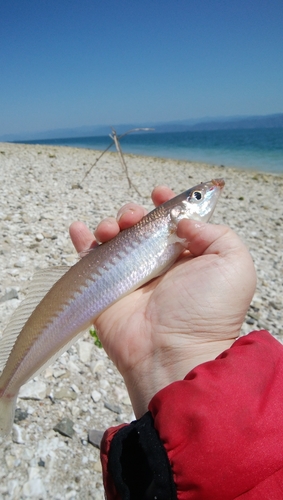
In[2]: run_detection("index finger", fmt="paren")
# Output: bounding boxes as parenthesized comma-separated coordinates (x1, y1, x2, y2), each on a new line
(69, 221, 96, 254)
(151, 185, 176, 206)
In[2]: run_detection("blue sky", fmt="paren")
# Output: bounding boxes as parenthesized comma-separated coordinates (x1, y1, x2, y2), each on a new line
(1, 0, 283, 137)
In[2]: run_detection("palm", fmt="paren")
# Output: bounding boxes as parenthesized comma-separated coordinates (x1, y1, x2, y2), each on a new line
(94, 236, 254, 375)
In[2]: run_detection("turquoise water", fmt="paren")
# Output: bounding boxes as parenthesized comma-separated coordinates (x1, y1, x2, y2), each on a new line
(21, 127, 283, 174)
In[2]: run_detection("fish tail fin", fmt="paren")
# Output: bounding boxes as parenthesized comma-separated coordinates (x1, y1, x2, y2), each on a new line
(0, 393, 17, 437)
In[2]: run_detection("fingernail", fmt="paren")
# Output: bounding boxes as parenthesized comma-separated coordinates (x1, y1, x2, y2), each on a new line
(117, 208, 135, 222)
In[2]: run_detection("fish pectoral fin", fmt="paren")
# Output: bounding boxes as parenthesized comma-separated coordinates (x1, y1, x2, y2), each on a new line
(0, 266, 70, 374)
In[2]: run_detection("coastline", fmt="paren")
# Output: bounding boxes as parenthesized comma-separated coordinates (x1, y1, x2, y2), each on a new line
(0, 142, 282, 497)
(17, 125, 283, 175)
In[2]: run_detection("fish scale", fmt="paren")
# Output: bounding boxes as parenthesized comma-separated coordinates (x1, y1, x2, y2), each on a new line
(0, 178, 224, 436)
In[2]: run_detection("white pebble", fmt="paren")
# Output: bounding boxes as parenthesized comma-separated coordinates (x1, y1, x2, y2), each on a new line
(90, 359, 105, 374)
(91, 390, 101, 403)
(12, 423, 26, 444)
(22, 477, 46, 498)
(78, 340, 92, 363)
(100, 379, 110, 389)
(19, 380, 47, 400)
(7, 480, 20, 497)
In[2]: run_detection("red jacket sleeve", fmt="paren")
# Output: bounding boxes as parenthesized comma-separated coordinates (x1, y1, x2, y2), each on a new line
(101, 331, 283, 499)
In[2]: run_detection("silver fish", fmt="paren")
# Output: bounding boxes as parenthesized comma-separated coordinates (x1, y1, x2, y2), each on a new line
(0, 179, 224, 435)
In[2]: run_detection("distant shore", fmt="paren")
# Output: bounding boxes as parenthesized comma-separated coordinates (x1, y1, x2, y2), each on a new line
(11, 124, 283, 174)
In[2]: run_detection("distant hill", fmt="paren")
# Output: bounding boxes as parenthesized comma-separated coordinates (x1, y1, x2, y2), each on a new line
(151, 114, 283, 132)
(1, 113, 282, 141)
(185, 113, 283, 131)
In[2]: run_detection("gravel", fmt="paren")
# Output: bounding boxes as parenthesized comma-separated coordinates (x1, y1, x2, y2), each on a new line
(0, 142, 282, 498)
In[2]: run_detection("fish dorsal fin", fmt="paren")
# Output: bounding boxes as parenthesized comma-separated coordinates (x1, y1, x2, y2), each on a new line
(0, 266, 70, 374)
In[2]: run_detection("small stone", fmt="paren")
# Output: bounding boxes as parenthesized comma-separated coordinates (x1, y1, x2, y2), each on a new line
(0, 287, 19, 303)
(22, 477, 46, 498)
(43, 366, 53, 378)
(19, 381, 47, 400)
(122, 395, 132, 406)
(113, 385, 127, 401)
(78, 340, 92, 363)
(93, 492, 105, 500)
(104, 401, 122, 414)
(40, 213, 55, 220)
(93, 460, 102, 472)
(12, 423, 26, 444)
(71, 406, 81, 418)
(35, 233, 44, 241)
(54, 387, 77, 400)
(36, 436, 64, 457)
(88, 429, 104, 449)
(90, 359, 105, 375)
(42, 231, 56, 239)
(8, 268, 19, 276)
(91, 390, 101, 403)
(99, 379, 110, 390)
(251, 299, 262, 309)
(116, 413, 128, 423)
(246, 318, 255, 325)
(66, 490, 77, 499)
(52, 368, 67, 378)
(70, 383, 80, 394)
(14, 259, 25, 268)
(5, 454, 15, 469)
(53, 417, 75, 438)
(67, 360, 80, 373)
(22, 448, 34, 461)
(248, 311, 259, 320)
(99, 388, 107, 398)
(63, 255, 77, 264)
(14, 408, 28, 423)
(269, 301, 281, 310)
(7, 480, 20, 497)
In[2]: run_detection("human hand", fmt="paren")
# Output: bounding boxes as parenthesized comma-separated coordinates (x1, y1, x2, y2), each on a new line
(69, 186, 257, 417)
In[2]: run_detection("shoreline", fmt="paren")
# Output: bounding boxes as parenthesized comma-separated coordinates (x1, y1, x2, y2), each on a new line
(125, 151, 283, 178)
(9, 139, 283, 176)
(0, 141, 282, 498)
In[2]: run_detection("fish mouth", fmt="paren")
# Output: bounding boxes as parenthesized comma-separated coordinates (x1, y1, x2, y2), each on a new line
(212, 178, 225, 189)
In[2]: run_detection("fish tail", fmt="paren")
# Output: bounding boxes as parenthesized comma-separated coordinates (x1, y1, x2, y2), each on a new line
(0, 392, 17, 437)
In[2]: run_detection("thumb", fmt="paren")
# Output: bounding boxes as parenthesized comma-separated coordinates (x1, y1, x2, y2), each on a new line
(177, 220, 245, 258)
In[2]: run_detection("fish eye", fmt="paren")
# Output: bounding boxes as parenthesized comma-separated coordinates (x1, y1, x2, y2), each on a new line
(192, 190, 202, 201)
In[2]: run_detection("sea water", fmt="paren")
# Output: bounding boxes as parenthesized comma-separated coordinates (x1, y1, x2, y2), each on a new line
(22, 127, 283, 174)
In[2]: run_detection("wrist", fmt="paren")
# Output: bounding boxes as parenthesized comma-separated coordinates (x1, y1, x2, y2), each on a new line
(123, 338, 235, 418)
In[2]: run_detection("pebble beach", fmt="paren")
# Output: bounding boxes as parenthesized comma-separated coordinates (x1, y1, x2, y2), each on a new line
(0, 142, 283, 499)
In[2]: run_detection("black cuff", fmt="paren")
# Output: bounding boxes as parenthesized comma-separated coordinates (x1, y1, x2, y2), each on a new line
(108, 411, 177, 500)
